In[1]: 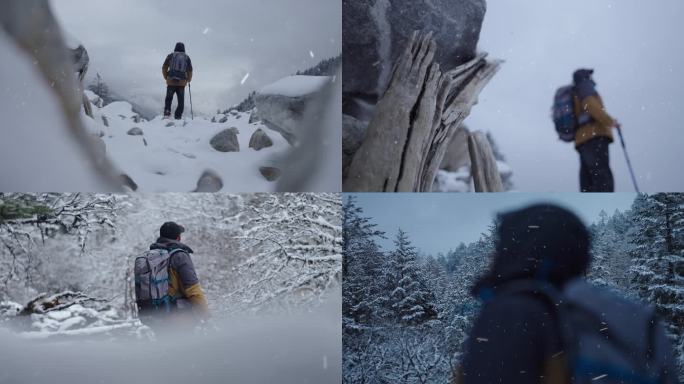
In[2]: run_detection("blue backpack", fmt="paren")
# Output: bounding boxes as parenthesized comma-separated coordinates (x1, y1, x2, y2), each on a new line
(503, 279, 677, 384)
(168, 52, 189, 81)
(552, 85, 577, 142)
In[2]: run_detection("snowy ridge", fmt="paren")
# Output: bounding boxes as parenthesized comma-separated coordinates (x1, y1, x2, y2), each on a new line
(259, 75, 332, 97)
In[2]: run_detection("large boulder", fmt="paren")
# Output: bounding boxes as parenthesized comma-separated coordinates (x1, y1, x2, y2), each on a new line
(210, 127, 240, 152)
(248, 128, 273, 151)
(254, 75, 330, 145)
(343, 0, 486, 98)
(193, 170, 223, 192)
(259, 166, 281, 182)
(126, 127, 143, 136)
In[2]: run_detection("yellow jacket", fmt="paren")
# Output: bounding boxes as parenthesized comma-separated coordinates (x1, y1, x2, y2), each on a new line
(573, 94, 616, 147)
(169, 266, 209, 316)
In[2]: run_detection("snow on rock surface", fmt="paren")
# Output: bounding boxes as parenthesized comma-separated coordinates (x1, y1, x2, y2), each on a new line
(82, 91, 289, 192)
(254, 76, 332, 145)
(433, 168, 471, 192)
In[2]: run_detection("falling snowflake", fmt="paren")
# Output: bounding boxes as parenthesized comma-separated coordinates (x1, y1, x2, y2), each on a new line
(240, 73, 250, 85)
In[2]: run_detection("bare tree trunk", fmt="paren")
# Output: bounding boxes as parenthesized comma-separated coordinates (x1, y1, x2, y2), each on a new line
(344, 31, 500, 192)
(468, 131, 504, 192)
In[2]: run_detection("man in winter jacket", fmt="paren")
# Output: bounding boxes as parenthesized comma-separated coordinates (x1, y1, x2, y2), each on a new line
(148, 221, 209, 321)
(453, 204, 679, 384)
(573, 69, 620, 192)
(162, 42, 193, 119)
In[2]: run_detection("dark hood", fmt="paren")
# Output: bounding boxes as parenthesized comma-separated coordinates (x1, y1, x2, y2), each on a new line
(472, 204, 590, 298)
(174, 42, 185, 53)
(573, 68, 598, 99)
(150, 237, 193, 254)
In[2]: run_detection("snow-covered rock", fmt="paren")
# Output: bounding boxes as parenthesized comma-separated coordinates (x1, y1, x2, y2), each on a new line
(0, 301, 23, 319)
(254, 75, 332, 145)
(248, 128, 273, 151)
(259, 166, 281, 182)
(210, 127, 240, 152)
(193, 170, 223, 192)
(433, 167, 471, 192)
(127, 127, 143, 136)
(79, 96, 288, 192)
(7, 292, 144, 339)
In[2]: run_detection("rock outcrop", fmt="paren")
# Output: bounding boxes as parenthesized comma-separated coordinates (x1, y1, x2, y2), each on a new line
(253, 76, 330, 145)
(259, 166, 281, 182)
(193, 170, 224, 192)
(210, 127, 240, 152)
(126, 127, 143, 136)
(343, 0, 486, 99)
(248, 128, 273, 151)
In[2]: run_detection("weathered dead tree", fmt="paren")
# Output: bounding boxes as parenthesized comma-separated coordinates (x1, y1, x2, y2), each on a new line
(468, 131, 504, 192)
(343, 31, 500, 192)
(72, 45, 94, 118)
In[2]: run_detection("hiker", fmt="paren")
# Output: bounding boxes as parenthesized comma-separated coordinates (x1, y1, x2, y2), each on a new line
(162, 42, 193, 119)
(135, 221, 209, 328)
(453, 204, 679, 384)
(572, 69, 620, 192)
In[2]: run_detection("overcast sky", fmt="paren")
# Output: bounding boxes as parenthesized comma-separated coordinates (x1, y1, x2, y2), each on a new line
(467, 0, 684, 192)
(350, 193, 636, 256)
(50, 0, 341, 117)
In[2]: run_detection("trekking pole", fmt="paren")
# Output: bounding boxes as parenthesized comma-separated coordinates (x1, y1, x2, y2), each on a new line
(188, 83, 194, 120)
(616, 124, 640, 193)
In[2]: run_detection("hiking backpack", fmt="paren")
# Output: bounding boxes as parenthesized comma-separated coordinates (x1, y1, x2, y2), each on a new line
(552, 85, 578, 142)
(504, 279, 674, 384)
(168, 52, 188, 81)
(134, 248, 182, 315)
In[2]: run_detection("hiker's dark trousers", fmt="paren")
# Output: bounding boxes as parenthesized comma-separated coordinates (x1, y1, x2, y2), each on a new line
(577, 136, 614, 192)
(164, 85, 185, 119)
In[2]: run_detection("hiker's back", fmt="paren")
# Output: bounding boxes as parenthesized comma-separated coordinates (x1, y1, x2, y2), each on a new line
(134, 248, 181, 323)
(168, 52, 189, 81)
(560, 280, 678, 384)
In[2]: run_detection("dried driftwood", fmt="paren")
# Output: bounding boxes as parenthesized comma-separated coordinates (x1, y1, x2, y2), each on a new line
(468, 131, 503, 192)
(344, 31, 500, 192)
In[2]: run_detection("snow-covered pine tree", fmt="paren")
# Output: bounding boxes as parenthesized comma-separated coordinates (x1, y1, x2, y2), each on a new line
(342, 196, 386, 327)
(87, 73, 112, 106)
(386, 228, 437, 325)
(628, 193, 684, 376)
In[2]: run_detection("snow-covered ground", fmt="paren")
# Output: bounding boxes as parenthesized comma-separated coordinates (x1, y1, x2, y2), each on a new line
(83, 91, 289, 192)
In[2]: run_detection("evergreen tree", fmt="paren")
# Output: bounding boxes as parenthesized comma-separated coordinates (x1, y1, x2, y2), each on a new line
(87, 73, 111, 105)
(342, 196, 386, 327)
(628, 193, 684, 374)
(385, 229, 437, 325)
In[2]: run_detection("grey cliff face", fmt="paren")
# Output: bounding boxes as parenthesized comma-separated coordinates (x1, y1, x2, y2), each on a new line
(343, 0, 486, 98)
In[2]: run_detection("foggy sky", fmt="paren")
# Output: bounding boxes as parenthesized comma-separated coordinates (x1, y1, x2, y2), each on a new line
(350, 193, 636, 256)
(50, 0, 341, 117)
(467, 0, 684, 192)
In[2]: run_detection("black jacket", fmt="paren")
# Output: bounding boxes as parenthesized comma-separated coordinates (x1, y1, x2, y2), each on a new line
(460, 204, 590, 383)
